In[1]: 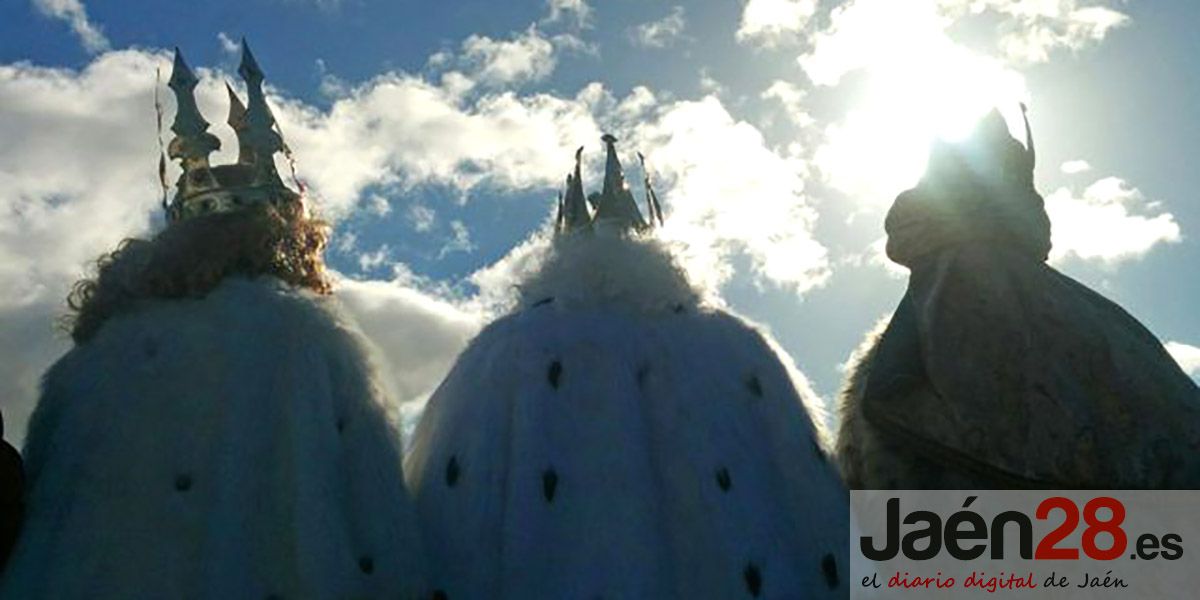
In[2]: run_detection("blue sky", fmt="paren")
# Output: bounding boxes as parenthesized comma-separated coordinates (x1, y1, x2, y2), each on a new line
(1, 0, 1197, 443)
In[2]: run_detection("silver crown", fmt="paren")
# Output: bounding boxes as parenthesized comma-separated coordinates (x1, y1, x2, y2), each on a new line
(556, 134, 664, 234)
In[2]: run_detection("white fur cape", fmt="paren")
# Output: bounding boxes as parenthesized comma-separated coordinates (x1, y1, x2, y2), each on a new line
(0, 278, 427, 599)
(406, 233, 847, 599)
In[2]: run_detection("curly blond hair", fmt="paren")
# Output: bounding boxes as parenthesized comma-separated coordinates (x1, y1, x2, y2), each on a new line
(65, 202, 332, 343)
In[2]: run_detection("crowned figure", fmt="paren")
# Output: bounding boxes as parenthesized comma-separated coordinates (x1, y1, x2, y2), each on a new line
(837, 106, 1200, 489)
(0, 44, 427, 598)
(406, 135, 847, 599)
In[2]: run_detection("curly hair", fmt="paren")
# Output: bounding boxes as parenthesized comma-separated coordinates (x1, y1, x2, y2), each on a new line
(65, 202, 332, 343)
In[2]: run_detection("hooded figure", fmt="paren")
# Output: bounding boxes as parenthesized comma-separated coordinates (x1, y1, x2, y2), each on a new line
(837, 107, 1200, 489)
(0, 45, 427, 598)
(406, 137, 847, 599)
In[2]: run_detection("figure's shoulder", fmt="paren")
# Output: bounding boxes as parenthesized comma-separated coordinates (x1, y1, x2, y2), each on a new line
(205, 277, 342, 327)
(667, 305, 778, 353)
(472, 299, 770, 353)
(47, 278, 358, 384)
(33, 277, 370, 429)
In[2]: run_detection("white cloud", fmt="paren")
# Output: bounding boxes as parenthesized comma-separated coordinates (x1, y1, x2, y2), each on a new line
(1045, 176, 1182, 264)
(362, 193, 391, 216)
(543, 0, 593, 29)
(761, 80, 813, 127)
(358, 244, 392, 273)
(460, 26, 557, 87)
(1165, 342, 1200, 379)
(697, 68, 725, 96)
(31, 0, 110, 54)
(801, 0, 960, 87)
(1060, 159, 1092, 174)
(946, 1, 1131, 64)
(468, 227, 555, 312)
(216, 32, 240, 57)
(407, 203, 436, 232)
(438, 220, 476, 258)
(801, 0, 1128, 85)
(630, 96, 830, 295)
(736, 0, 818, 47)
(336, 273, 483, 403)
(838, 236, 907, 279)
(615, 85, 656, 119)
(273, 75, 602, 215)
(629, 6, 687, 49)
(0, 51, 165, 310)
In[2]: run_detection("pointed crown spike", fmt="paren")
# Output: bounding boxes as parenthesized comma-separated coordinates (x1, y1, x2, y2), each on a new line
(238, 38, 264, 84)
(237, 39, 285, 171)
(168, 48, 199, 94)
(163, 43, 300, 223)
(601, 134, 625, 198)
(166, 48, 220, 167)
(638, 152, 664, 227)
(225, 82, 253, 164)
(226, 82, 247, 129)
(559, 146, 592, 232)
(1020, 102, 1035, 173)
(555, 190, 565, 232)
(593, 134, 647, 230)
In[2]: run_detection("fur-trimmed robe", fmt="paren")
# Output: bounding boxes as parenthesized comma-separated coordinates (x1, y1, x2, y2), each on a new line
(838, 246, 1200, 489)
(837, 116, 1200, 490)
(0, 278, 427, 599)
(406, 234, 847, 599)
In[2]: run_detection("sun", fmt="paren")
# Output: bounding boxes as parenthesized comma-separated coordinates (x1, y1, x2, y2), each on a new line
(813, 10, 1029, 207)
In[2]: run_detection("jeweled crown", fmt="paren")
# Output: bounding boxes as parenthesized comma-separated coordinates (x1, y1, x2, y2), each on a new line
(164, 40, 298, 223)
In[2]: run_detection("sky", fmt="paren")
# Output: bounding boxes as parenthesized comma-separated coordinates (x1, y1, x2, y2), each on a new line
(1, 0, 1197, 445)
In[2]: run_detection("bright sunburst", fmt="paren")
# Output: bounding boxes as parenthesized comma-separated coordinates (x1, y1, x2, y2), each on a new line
(810, 0, 1029, 206)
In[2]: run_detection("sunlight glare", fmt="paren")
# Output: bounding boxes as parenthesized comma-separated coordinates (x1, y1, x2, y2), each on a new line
(812, 0, 1029, 207)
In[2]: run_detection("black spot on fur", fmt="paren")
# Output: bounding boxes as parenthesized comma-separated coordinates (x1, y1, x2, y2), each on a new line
(336, 417, 347, 433)
(359, 556, 374, 574)
(446, 456, 461, 487)
(542, 468, 559, 502)
(142, 336, 159, 358)
(532, 297, 554, 307)
(746, 375, 763, 398)
(716, 467, 732, 492)
(673, 303, 685, 314)
(547, 360, 563, 389)
(431, 591, 448, 600)
(636, 364, 650, 389)
(744, 563, 762, 597)
(822, 553, 839, 589)
(174, 474, 192, 492)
